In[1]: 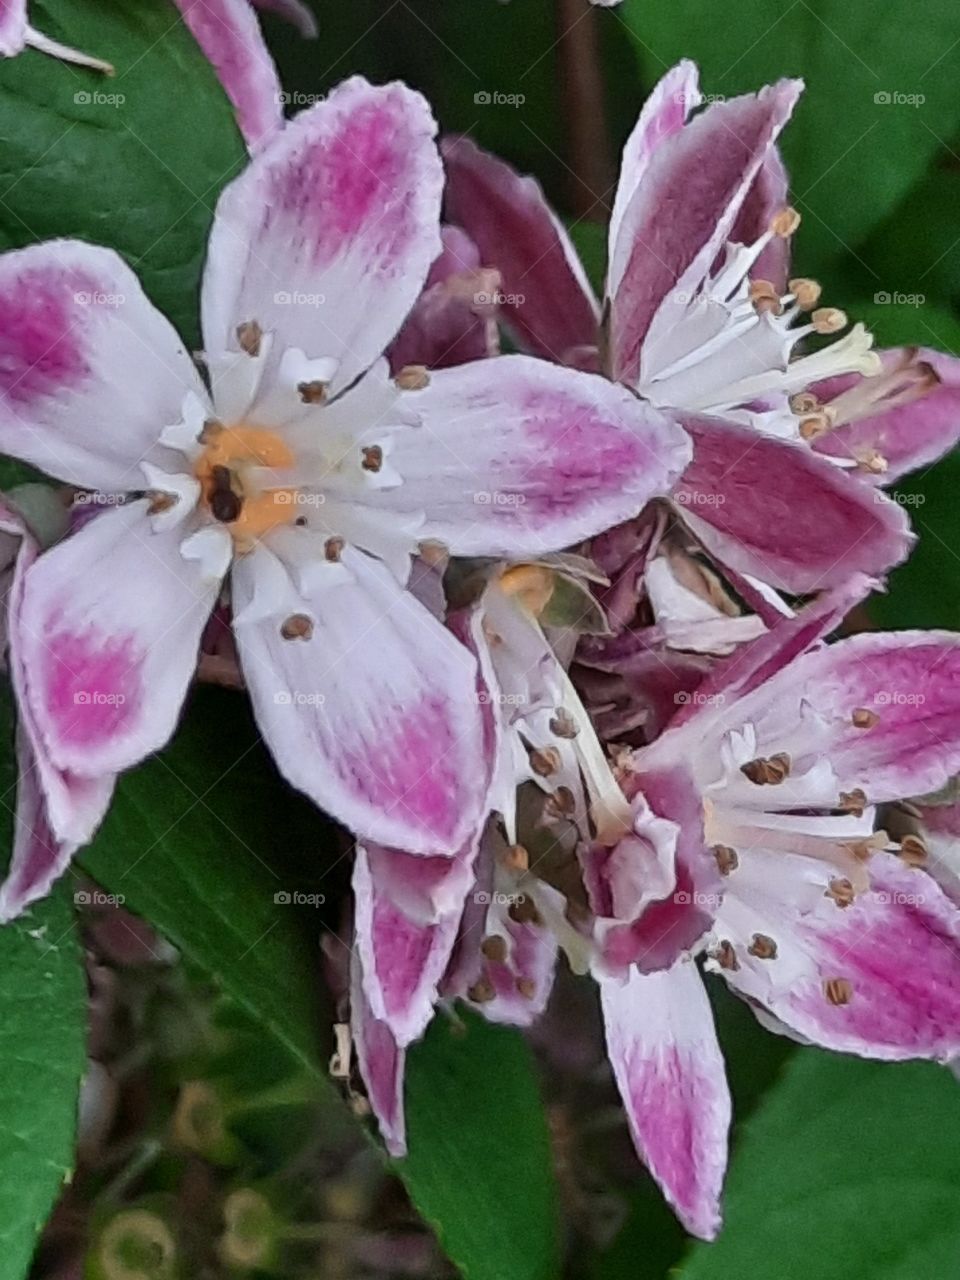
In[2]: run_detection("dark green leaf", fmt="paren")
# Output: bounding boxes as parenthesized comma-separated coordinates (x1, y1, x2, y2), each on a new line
(681, 1050, 960, 1280)
(0, 0, 246, 347)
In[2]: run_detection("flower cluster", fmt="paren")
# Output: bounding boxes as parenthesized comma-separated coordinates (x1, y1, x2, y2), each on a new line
(2, 65, 960, 1242)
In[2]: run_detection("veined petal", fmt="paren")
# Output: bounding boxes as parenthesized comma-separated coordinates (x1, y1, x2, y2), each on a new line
(0, 242, 206, 490)
(673, 413, 913, 593)
(610, 80, 801, 383)
(172, 0, 282, 149)
(351, 952, 407, 1156)
(813, 348, 960, 484)
(441, 135, 599, 363)
(232, 539, 487, 855)
(379, 354, 691, 558)
(19, 501, 220, 783)
(608, 61, 701, 299)
(726, 146, 791, 291)
(715, 852, 960, 1061)
(600, 962, 730, 1240)
(354, 844, 465, 1047)
(202, 77, 444, 399)
(0, 0, 25, 56)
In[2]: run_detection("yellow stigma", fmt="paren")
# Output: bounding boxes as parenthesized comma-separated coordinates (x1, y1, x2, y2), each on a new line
(195, 423, 298, 544)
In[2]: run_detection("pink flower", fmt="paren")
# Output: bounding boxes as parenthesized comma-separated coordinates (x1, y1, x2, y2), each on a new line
(172, 0, 318, 150)
(440, 64, 960, 599)
(590, 602, 960, 1237)
(0, 78, 689, 916)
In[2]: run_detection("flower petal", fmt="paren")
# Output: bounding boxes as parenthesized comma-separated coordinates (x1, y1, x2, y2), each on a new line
(202, 77, 444, 397)
(354, 844, 466, 1047)
(351, 951, 407, 1156)
(0, 242, 206, 490)
(610, 80, 801, 383)
(441, 135, 599, 363)
(231, 538, 487, 854)
(726, 146, 791, 291)
(717, 852, 960, 1061)
(251, 0, 318, 38)
(19, 501, 220, 785)
(600, 962, 730, 1240)
(673, 413, 913, 593)
(172, 0, 282, 149)
(0, 0, 25, 56)
(379, 354, 691, 558)
(813, 348, 960, 484)
(608, 61, 701, 299)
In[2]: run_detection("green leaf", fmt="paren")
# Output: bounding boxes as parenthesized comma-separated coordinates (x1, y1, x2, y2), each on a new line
(0, 689, 86, 1277)
(81, 691, 560, 1280)
(403, 1010, 561, 1280)
(679, 1050, 960, 1279)
(0, 0, 246, 346)
(620, 0, 960, 277)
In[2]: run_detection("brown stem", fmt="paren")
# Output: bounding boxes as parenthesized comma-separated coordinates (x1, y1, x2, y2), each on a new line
(555, 0, 614, 220)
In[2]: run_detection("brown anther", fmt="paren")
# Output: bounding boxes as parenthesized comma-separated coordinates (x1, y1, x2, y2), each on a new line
(824, 977, 853, 1006)
(395, 364, 430, 391)
(508, 896, 542, 927)
(295, 515, 308, 527)
(503, 844, 529, 873)
(899, 834, 928, 867)
(748, 933, 778, 960)
(324, 536, 345, 562)
(360, 444, 383, 473)
(236, 320, 263, 357)
(280, 613, 313, 641)
(481, 935, 508, 964)
(855, 448, 888, 476)
(147, 490, 177, 515)
(467, 977, 496, 1004)
(297, 379, 328, 405)
(741, 752, 791, 785)
(812, 307, 847, 335)
(549, 708, 579, 740)
(852, 707, 880, 729)
(841, 830, 886, 862)
(516, 976, 536, 999)
(529, 745, 562, 778)
(749, 278, 778, 301)
(210, 464, 242, 524)
(788, 277, 821, 310)
(713, 844, 739, 876)
(826, 876, 855, 908)
(199, 418, 224, 444)
(839, 788, 868, 817)
(417, 539, 449, 568)
(771, 206, 801, 237)
(714, 940, 739, 971)
(753, 293, 784, 317)
(544, 786, 576, 819)
(798, 413, 832, 441)
(789, 391, 820, 415)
